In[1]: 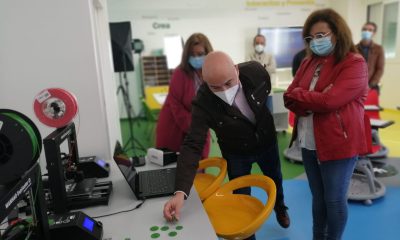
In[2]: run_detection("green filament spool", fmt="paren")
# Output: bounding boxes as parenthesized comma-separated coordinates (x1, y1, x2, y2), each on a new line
(0, 109, 42, 184)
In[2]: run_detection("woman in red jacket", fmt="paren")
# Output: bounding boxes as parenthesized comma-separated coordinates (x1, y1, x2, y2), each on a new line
(156, 33, 213, 158)
(284, 9, 368, 240)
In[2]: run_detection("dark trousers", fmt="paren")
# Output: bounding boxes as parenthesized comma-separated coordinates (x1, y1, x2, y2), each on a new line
(222, 143, 285, 240)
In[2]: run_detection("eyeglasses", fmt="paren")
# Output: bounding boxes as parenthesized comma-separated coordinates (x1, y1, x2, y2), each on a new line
(304, 32, 331, 43)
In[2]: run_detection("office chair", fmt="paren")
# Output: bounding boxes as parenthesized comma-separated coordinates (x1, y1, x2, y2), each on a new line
(363, 89, 395, 160)
(203, 175, 276, 240)
(364, 88, 381, 120)
(194, 157, 227, 201)
(348, 114, 386, 205)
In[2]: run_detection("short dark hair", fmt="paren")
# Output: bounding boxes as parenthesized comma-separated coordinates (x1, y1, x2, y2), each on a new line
(364, 21, 378, 32)
(253, 34, 265, 45)
(179, 33, 213, 76)
(303, 8, 357, 64)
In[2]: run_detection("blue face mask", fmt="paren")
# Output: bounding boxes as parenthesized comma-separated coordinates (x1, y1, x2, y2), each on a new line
(188, 56, 205, 70)
(361, 30, 373, 40)
(310, 36, 334, 56)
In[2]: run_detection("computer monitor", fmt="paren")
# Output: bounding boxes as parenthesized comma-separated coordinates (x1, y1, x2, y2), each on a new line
(258, 27, 304, 68)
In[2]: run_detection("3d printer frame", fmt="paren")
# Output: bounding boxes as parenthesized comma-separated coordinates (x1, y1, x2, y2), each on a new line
(43, 123, 112, 214)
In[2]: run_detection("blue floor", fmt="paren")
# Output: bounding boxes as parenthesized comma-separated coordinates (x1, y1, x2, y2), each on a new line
(253, 179, 400, 240)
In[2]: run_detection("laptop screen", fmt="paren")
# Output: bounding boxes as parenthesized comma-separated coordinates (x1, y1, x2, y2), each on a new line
(115, 157, 136, 184)
(113, 141, 137, 192)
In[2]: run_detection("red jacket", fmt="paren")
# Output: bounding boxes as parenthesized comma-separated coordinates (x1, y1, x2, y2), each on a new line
(156, 68, 210, 158)
(284, 52, 369, 161)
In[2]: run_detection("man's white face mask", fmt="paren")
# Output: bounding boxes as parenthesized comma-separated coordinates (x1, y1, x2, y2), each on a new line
(213, 83, 239, 105)
(255, 44, 264, 53)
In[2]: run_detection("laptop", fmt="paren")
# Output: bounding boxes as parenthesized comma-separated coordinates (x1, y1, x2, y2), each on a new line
(113, 141, 176, 200)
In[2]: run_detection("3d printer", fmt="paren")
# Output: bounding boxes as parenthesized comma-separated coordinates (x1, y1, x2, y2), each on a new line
(42, 123, 112, 214)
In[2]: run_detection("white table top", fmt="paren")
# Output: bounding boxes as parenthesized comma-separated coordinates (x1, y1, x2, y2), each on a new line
(80, 160, 217, 240)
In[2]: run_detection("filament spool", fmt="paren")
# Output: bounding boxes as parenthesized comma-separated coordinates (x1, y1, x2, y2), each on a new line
(33, 88, 78, 128)
(0, 109, 42, 184)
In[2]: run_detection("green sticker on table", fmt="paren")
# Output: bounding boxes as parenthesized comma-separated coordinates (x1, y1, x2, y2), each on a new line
(161, 226, 169, 231)
(150, 226, 159, 231)
(151, 233, 160, 239)
(168, 231, 178, 237)
(175, 225, 183, 230)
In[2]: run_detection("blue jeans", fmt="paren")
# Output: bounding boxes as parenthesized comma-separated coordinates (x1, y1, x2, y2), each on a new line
(301, 148, 357, 240)
(223, 143, 285, 240)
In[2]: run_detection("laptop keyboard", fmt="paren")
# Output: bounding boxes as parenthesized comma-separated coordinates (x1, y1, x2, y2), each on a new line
(140, 169, 175, 195)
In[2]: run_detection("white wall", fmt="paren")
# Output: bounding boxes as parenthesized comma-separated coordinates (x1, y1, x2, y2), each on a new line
(107, 0, 331, 115)
(331, 0, 367, 44)
(91, 0, 123, 158)
(0, 0, 122, 163)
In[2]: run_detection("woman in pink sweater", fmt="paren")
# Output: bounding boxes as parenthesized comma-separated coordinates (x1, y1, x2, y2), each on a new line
(156, 33, 213, 158)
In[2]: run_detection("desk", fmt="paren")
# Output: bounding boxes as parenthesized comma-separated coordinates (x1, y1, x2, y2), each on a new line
(81, 160, 217, 240)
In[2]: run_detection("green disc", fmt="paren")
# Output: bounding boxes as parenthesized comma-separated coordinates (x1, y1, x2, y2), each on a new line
(176, 225, 183, 230)
(150, 226, 159, 231)
(161, 226, 169, 231)
(151, 233, 160, 239)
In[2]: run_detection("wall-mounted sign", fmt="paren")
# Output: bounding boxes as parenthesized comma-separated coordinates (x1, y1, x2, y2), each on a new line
(246, 0, 315, 7)
(153, 22, 171, 29)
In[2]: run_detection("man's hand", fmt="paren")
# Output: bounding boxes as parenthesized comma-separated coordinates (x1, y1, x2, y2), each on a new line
(163, 192, 185, 222)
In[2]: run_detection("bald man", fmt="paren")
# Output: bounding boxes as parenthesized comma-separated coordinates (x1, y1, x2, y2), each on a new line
(163, 52, 290, 237)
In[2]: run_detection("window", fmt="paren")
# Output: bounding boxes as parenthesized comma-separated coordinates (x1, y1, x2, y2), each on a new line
(382, 2, 398, 58)
(367, 3, 383, 43)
